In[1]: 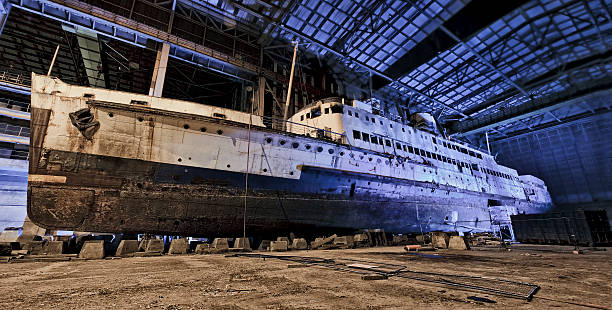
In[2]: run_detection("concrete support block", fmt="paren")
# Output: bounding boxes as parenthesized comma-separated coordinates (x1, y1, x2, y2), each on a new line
(448, 236, 469, 250)
(0, 229, 19, 242)
(169, 238, 189, 254)
(334, 235, 354, 247)
(276, 237, 290, 246)
(432, 232, 449, 249)
(233, 237, 250, 250)
(195, 243, 210, 254)
(354, 233, 368, 243)
(270, 240, 288, 251)
(291, 238, 308, 250)
(42, 241, 64, 255)
(79, 240, 105, 259)
(23, 241, 45, 255)
(116, 240, 139, 257)
(258, 240, 271, 251)
(311, 234, 337, 249)
(392, 235, 409, 245)
(145, 239, 164, 253)
(212, 238, 229, 250)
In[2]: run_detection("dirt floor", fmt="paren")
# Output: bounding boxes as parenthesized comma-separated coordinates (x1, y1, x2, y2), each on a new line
(1, 244, 611, 310)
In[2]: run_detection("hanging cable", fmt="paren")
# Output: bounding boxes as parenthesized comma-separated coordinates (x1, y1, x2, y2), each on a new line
(243, 86, 255, 238)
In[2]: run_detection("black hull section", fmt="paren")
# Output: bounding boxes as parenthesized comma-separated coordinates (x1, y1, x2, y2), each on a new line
(27, 149, 551, 237)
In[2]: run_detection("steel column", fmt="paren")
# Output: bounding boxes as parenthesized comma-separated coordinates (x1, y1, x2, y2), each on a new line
(149, 43, 170, 97)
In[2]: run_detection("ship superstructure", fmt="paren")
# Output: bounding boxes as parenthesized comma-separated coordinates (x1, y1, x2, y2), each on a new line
(27, 74, 553, 237)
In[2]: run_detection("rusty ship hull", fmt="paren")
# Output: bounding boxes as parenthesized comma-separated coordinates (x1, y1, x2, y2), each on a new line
(27, 74, 553, 236)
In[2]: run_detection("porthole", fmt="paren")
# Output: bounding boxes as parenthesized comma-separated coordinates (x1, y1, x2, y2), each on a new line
(108, 112, 114, 117)
(377, 159, 382, 164)
(340, 152, 344, 156)
(217, 129, 223, 135)
(385, 160, 389, 165)
(289, 171, 294, 175)
(292, 142, 299, 148)
(263, 168, 268, 172)
(368, 158, 372, 161)
(200, 127, 207, 132)
(328, 149, 334, 154)
(305, 144, 311, 150)
(183, 124, 190, 129)
(227, 164, 231, 168)
(266, 137, 272, 143)
(138, 117, 144, 122)
(317, 147, 323, 152)
(280, 140, 286, 145)
(178, 158, 182, 162)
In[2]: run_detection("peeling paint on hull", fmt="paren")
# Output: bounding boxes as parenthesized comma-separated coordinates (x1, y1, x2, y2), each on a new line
(28, 149, 550, 236)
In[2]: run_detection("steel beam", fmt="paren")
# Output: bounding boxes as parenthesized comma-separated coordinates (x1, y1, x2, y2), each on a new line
(228, 0, 467, 117)
(11, 0, 259, 81)
(410, 1, 529, 98)
(149, 43, 170, 97)
(452, 88, 612, 137)
(0, 0, 10, 37)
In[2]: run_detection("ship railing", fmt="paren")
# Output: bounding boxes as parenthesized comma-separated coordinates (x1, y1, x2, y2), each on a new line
(261, 115, 346, 145)
(0, 147, 29, 161)
(0, 69, 31, 88)
(0, 97, 31, 113)
(0, 122, 30, 138)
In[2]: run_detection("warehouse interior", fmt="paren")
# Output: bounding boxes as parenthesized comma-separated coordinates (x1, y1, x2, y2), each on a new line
(0, 0, 611, 308)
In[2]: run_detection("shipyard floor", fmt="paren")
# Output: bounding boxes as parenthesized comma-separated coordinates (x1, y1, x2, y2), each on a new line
(1, 245, 611, 310)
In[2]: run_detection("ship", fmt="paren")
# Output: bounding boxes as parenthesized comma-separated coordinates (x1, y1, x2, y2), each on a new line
(27, 73, 553, 237)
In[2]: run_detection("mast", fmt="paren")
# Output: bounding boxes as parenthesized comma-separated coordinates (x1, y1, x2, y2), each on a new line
(282, 40, 299, 130)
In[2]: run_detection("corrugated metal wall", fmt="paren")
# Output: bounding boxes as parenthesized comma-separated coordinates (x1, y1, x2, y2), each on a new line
(491, 112, 612, 212)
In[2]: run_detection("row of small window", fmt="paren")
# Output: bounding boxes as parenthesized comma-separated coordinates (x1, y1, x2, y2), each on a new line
(352, 130, 474, 169)
(299, 105, 343, 121)
(433, 137, 483, 159)
(346, 109, 405, 130)
(483, 168, 514, 180)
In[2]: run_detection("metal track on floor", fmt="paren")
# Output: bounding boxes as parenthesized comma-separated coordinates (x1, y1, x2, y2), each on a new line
(230, 253, 540, 301)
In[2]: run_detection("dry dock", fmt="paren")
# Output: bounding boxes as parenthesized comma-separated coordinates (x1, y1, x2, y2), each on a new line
(1, 245, 611, 310)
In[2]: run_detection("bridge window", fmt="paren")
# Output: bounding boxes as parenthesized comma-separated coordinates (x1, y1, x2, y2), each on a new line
(371, 117, 376, 123)
(311, 107, 321, 118)
(362, 132, 370, 142)
(402, 145, 407, 152)
(385, 139, 392, 147)
(355, 112, 359, 118)
(352, 130, 361, 140)
(408, 146, 414, 153)
(432, 137, 437, 144)
(365, 116, 369, 121)
(324, 108, 329, 114)
(331, 105, 343, 113)
(425, 151, 432, 158)
(300, 115, 304, 121)
(348, 110, 352, 116)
